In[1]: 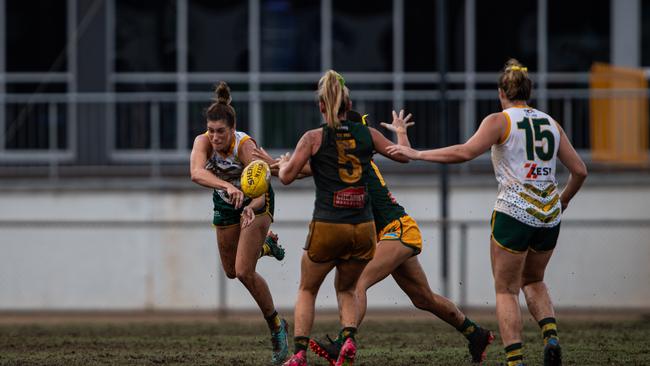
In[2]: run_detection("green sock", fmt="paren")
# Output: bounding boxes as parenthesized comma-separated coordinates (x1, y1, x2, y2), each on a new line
(456, 317, 479, 340)
(505, 342, 524, 366)
(337, 327, 357, 342)
(294, 336, 309, 354)
(538, 317, 559, 345)
(264, 311, 282, 332)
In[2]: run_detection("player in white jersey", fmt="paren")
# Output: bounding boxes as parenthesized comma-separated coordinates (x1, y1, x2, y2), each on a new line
(190, 82, 289, 365)
(387, 59, 587, 366)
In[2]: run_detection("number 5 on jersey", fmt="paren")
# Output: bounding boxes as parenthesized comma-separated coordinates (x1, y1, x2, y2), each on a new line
(336, 139, 362, 183)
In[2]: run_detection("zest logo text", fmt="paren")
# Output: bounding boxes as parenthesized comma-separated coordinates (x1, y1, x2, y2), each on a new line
(524, 163, 552, 179)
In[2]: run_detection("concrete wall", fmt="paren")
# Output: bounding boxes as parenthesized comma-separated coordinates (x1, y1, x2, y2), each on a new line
(0, 175, 649, 311)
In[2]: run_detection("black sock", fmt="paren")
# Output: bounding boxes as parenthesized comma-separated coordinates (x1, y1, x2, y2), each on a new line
(264, 311, 282, 332)
(294, 336, 309, 354)
(505, 342, 524, 366)
(538, 317, 559, 345)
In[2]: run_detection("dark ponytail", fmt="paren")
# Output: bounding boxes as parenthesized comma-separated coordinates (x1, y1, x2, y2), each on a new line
(205, 81, 236, 128)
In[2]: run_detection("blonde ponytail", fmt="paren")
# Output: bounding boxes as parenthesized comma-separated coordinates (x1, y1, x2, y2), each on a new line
(318, 70, 350, 128)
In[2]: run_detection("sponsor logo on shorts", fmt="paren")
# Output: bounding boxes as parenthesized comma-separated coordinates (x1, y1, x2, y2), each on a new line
(382, 232, 399, 239)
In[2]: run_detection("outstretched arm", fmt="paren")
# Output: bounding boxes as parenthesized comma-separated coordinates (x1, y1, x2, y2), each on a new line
(386, 112, 506, 163)
(278, 130, 316, 185)
(253, 146, 312, 178)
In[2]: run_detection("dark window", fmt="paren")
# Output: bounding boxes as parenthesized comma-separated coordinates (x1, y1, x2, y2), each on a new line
(261, 0, 320, 72)
(262, 101, 319, 148)
(476, 0, 537, 72)
(333, 0, 392, 72)
(548, 0, 609, 71)
(188, 0, 248, 72)
(6, 0, 67, 72)
(115, 0, 176, 72)
(404, 0, 465, 72)
(642, 0, 650, 66)
(115, 102, 176, 150)
(5, 103, 67, 150)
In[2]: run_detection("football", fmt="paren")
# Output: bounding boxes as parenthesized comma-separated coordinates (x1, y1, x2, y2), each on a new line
(240, 160, 271, 198)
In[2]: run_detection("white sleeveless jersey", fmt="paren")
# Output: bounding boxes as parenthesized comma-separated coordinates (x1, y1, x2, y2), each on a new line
(491, 106, 562, 227)
(205, 130, 253, 203)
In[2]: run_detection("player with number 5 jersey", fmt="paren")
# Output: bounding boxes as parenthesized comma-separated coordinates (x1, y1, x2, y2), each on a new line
(387, 59, 587, 366)
(278, 70, 409, 366)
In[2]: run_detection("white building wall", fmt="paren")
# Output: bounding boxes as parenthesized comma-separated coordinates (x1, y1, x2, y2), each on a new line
(0, 177, 649, 310)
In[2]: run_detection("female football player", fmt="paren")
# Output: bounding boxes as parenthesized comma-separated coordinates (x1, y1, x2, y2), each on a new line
(256, 110, 494, 364)
(306, 110, 494, 365)
(387, 59, 587, 366)
(278, 70, 409, 366)
(189, 81, 289, 365)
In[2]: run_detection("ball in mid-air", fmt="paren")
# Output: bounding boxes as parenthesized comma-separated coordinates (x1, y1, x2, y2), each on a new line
(241, 160, 271, 198)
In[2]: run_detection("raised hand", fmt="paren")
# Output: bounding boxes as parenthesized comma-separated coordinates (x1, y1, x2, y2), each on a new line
(380, 109, 415, 134)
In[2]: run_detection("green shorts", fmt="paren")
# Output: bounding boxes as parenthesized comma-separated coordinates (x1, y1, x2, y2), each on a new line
(212, 186, 274, 227)
(490, 210, 560, 253)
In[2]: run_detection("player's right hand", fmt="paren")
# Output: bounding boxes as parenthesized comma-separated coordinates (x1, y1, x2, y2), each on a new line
(226, 184, 245, 209)
(380, 109, 414, 134)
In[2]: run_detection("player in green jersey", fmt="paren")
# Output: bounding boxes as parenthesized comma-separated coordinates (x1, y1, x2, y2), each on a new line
(277, 70, 410, 366)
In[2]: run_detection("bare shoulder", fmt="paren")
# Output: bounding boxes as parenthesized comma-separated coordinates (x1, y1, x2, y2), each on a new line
(193, 133, 209, 145)
(483, 112, 507, 125)
(302, 128, 322, 144)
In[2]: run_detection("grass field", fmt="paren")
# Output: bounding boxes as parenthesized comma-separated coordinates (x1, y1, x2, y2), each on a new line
(0, 312, 649, 365)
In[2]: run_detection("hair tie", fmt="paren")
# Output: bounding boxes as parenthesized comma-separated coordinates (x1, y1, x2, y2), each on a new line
(510, 66, 528, 72)
(335, 73, 346, 88)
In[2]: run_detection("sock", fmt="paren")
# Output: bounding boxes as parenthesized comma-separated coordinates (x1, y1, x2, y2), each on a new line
(538, 317, 559, 345)
(294, 336, 309, 354)
(259, 242, 272, 258)
(456, 317, 479, 340)
(264, 311, 282, 332)
(505, 342, 524, 366)
(337, 327, 357, 343)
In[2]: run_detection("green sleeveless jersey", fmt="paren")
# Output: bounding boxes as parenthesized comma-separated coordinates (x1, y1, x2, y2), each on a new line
(311, 121, 374, 223)
(367, 161, 408, 232)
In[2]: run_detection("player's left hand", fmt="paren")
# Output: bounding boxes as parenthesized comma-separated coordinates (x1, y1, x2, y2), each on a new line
(380, 109, 414, 134)
(386, 144, 419, 160)
(241, 206, 255, 229)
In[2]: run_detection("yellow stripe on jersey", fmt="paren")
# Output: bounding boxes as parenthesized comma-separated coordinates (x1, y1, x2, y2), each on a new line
(524, 183, 556, 198)
(370, 161, 387, 187)
(499, 112, 512, 144)
(526, 207, 560, 223)
(518, 192, 559, 212)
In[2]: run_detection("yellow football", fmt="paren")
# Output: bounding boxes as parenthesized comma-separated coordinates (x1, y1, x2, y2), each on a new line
(240, 160, 271, 198)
